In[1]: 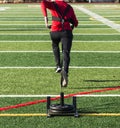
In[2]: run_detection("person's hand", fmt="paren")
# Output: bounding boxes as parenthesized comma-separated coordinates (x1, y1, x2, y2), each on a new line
(47, 25, 51, 29)
(44, 17, 51, 29)
(44, 16, 48, 28)
(71, 24, 74, 30)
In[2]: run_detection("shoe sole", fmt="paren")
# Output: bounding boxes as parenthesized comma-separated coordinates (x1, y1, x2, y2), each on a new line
(61, 71, 68, 87)
(56, 69, 62, 73)
(56, 68, 62, 73)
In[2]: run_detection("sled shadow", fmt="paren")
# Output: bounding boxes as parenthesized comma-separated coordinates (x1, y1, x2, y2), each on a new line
(84, 79, 120, 82)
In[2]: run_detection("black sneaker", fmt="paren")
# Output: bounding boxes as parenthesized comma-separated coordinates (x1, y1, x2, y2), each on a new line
(56, 66, 62, 73)
(61, 71, 68, 87)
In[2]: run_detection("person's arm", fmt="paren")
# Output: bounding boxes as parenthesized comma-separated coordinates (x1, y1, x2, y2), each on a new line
(41, 0, 48, 28)
(41, 0, 53, 28)
(69, 7, 78, 28)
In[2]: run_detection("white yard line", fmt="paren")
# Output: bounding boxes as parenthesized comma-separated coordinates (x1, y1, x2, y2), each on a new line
(0, 24, 45, 25)
(71, 51, 120, 53)
(70, 66, 120, 69)
(0, 66, 54, 69)
(0, 66, 120, 69)
(0, 7, 10, 11)
(0, 94, 119, 97)
(0, 51, 53, 53)
(0, 40, 51, 42)
(0, 24, 103, 25)
(0, 34, 49, 36)
(75, 6, 120, 32)
(0, 40, 120, 43)
(0, 33, 120, 35)
(0, 51, 120, 53)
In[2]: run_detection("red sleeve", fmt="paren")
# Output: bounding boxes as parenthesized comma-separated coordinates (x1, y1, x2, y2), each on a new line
(41, 1, 47, 17)
(41, 0, 54, 17)
(70, 7, 78, 27)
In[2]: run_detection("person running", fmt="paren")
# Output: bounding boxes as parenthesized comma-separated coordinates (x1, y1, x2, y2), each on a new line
(41, 0, 78, 87)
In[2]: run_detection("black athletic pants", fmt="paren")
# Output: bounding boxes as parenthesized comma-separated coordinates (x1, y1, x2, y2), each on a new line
(50, 30, 73, 74)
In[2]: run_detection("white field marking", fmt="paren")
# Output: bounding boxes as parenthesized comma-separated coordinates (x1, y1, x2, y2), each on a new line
(0, 66, 54, 69)
(0, 66, 120, 69)
(0, 28, 46, 30)
(0, 33, 120, 36)
(0, 23, 117, 26)
(76, 28, 114, 29)
(0, 51, 120, 53)
(0, 23, 112, 25)
(0, 24, 104, 25)
(0, 40, 51, 43)
(0, 24, 45, 25)
(0, 7, 10, 11)
(0, 40, 120, 43)
(80, 50, 119, 53)
(0, 23, 104, 25)
(0, 95, 59, 97)
(0, 33, 90, 36)
(27, 4, 40, 8)
(0, 34, 45, 36)
(0, 27, 112, 29)
(74, 6, 120, 32)
(0, 94, 120, 98)
(103, 16, 120, 18)
(0, 51, 53, 53)
(0, 8, 6, 11)
(70, 66, 120, 69)
(0, 28, 45, 30)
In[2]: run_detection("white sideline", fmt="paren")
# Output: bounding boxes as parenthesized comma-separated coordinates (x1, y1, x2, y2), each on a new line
(0, 7, 10, 11)
(0, 33, 120, 35)
(0, 94, 120, 97)
(0, 66, 120, 69)
(75, 6, 120, 32)
(0, 40, 120, 43)
(0, 51, 120, 53)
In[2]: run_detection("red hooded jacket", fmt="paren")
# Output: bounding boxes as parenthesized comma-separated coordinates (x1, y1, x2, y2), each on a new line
(41, 0, 78, 31)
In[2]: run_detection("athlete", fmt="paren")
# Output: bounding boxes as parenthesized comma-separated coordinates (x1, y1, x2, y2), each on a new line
(41, 0, 78, 87)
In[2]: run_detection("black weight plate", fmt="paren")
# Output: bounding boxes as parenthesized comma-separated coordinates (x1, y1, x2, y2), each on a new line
(49, 108, 75, 113)
(50, 104, 75, 111)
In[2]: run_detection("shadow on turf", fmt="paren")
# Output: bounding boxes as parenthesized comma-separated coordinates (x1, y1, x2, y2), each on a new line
(69, 85, 119, 90)
(78, 102, 119, 116)
(69, 79, 120, 89)
(78, 108, 97, 113)
(84, 79, 120, 82)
